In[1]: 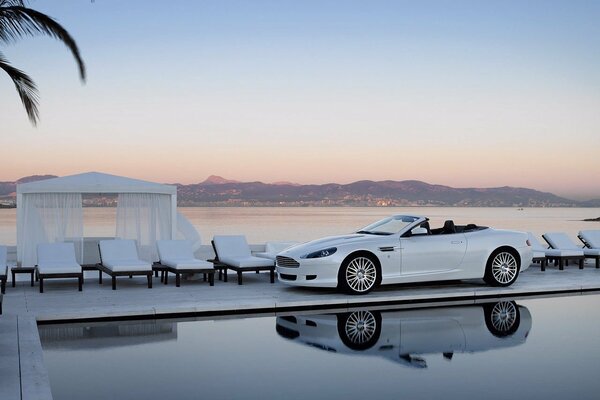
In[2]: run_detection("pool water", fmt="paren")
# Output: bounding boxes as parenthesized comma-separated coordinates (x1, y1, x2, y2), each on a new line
(40, 294, 600, 400)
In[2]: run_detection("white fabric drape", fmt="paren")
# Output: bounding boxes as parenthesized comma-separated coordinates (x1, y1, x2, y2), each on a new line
(176, 212, 202, 251)
(18, 193, 83, 266)
(116, 193, 172, 262)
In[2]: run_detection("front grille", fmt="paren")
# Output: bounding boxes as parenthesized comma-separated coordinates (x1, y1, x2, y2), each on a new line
(276, 256, 300, 268)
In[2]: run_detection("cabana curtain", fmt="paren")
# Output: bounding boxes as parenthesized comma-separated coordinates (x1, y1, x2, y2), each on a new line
(18, 193, 83, 266)
(116, 193, 172, 262)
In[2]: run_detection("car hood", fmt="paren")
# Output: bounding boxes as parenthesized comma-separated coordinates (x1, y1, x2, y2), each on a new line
(281, 234, 370, 257)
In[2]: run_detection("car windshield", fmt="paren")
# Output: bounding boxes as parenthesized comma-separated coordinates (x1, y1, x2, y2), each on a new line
(357, 215, 419, 235)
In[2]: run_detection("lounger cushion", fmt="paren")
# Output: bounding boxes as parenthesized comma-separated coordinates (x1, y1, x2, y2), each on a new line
(579, 230, 600, 249)
(160, 258, 213, 270)
(99, 240, 151, 272)
(36, 243, 82, 274)
(37, 242, 78, 263)
(527, 233, 548, 252)
(157, 240, 196, 261)
(545, 249, 584, 257)
(102, 259, 152, 272)
(219, 255, 274, 268)
(99, 239, 139, 262)
(37, 262, 82, 274)
(213, 236, 252, 258)
(583, 248, 600, 257)
(543, 233, 581, 250)
(532, 250, 546, 259)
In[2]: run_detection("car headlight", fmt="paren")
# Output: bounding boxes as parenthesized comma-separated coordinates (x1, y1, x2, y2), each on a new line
(301, 247, 337, 259)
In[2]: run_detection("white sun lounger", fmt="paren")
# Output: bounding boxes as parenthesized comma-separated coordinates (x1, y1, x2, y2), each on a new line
(542, 232, 587, 270)
(212, 235, 275, 285)
(0, 245, 7, 295)
(254, 241, 299, 261)
(577, 230, 600, 268)
(98, 239, 153, 290)
(36, 243, 83, 293)
(526, 233, 550, 270)
(156, 240, 215, 287)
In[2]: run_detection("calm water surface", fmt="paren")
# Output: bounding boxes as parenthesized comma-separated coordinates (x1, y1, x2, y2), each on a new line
(40, 294, 600, 400)
(1, 206, 598, 245)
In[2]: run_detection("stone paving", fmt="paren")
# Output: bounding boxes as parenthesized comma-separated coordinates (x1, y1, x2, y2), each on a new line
(1, 262, 600, 400)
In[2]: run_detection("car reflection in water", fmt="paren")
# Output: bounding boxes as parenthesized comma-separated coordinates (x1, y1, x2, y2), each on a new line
(276, 301, 531, 368)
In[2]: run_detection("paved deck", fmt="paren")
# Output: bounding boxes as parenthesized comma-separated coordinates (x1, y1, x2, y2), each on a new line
(1, 263, 600, 400)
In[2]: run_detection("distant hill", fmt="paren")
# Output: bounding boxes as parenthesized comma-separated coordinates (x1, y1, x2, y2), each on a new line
(0, 175, 57, 197)
(176, 176, 600, 207)
(2, 174, 599, 207)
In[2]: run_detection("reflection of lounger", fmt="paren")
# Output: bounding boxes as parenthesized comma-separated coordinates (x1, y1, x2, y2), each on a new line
(577, 230, 600, 268)
(36, 243, 83, 293)
(212, 235, 275, 285)
(542, 232, 586, 270)
(98, 239, 153, 290)
(156, 240, 215, 287)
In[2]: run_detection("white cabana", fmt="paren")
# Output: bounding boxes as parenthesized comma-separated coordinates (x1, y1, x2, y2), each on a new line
(17, 172, 178, 267)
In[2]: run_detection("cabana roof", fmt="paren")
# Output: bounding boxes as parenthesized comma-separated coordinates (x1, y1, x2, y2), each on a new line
(17, 172, 176, 195)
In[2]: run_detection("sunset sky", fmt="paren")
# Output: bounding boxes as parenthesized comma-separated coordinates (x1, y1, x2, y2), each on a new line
(1, 1, 599, 199)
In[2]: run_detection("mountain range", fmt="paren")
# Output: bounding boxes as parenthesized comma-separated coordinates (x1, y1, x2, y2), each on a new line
(1, 174, 598, 207)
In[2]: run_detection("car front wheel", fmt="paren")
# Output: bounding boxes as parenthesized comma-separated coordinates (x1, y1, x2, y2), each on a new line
(484, 249, 520, 287)
(339, 254, 379, 295)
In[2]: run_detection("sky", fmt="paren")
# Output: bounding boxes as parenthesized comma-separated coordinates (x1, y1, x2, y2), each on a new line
(0, 0, 599, 199)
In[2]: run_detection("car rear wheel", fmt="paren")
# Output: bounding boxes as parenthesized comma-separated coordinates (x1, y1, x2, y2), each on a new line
(339, 255, 379, 295)
(484, 249, 520, 287)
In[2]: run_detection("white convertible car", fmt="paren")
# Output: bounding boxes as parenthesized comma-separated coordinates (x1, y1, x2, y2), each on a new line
(276, 215, 533, 294)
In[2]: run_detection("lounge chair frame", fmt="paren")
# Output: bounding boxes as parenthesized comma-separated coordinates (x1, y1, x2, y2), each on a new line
(157, 263, 215, 287)
(211, 240, 275, 285)
(532, 256, 548, 271)
(0, 265, 6, 294)
(37, 270, 83, 293)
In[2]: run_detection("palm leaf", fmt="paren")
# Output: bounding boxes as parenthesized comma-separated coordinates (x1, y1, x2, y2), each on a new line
(0, 4, 86, 81)
(0, 50, 39, 125)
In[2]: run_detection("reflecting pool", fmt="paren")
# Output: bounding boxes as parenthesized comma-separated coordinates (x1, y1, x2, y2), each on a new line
(40, 294, 600, 400)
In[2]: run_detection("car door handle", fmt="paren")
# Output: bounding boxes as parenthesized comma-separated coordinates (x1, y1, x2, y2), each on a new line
(451, 241, 463, 244)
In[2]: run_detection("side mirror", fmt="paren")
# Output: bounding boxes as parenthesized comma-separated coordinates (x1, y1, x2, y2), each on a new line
(410, 227, 428, 236)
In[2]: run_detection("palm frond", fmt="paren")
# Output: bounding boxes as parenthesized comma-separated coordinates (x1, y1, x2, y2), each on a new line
(0, 5, 86, 81)
(0, 50, 39, 125)
(0, 1, 25, 8)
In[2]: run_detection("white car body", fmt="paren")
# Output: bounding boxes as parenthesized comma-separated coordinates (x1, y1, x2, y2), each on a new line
(276, 301, 532, 367)
(276, 215, 532, 291)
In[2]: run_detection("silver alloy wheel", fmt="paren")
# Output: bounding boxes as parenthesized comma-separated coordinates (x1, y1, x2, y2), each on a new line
(345, 256, 377, 293)
(491, 252, 518, 284)
(344, 310, 377, 345)
(490, 301, 518, 333)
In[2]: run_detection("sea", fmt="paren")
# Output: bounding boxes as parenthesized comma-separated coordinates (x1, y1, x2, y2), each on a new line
(1, 206, 599, 246)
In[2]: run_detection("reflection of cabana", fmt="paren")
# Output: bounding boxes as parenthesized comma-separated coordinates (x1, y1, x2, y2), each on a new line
(38, 321, 178, 350)
(17, 172, 177, 267)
